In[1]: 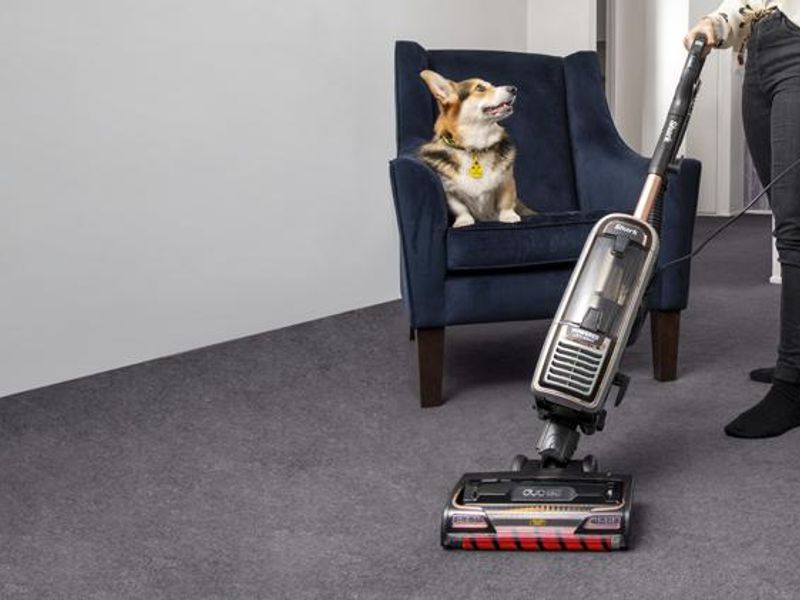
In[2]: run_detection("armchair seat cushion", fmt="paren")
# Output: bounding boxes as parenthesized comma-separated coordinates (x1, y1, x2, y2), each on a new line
(446, 209, 612, 272)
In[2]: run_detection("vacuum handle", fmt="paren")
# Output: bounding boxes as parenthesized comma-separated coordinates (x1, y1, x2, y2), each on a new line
(648, 33, 707, 177)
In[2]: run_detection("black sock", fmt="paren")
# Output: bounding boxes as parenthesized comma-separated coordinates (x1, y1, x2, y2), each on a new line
(724, 379, 800, 438)
(749, 367, 775, 384)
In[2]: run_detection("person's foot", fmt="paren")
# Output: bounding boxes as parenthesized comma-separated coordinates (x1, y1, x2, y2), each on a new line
(749, 367, 775, 384)
(725, 379, 800, 438)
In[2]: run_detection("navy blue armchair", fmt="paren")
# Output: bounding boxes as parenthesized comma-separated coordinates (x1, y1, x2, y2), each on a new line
(389, 41, 701, 407)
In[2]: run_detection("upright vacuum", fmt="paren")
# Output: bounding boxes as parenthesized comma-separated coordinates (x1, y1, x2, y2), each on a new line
(441, 34, 708, 551)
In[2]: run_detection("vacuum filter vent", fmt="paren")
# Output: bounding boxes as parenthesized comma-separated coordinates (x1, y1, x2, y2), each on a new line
(544, 339, 604, 397)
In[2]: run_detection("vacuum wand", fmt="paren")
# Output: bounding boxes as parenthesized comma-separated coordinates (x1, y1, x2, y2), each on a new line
(635, 33, 707, 221)
(530, 32, 709, 466)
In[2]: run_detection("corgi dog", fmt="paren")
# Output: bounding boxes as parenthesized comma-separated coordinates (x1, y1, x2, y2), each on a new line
(417, 69, 534, 228)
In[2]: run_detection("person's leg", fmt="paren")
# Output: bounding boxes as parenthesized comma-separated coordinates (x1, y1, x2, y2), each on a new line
(741, 43, 777, 387)
(726, 42, 800, 437)
(759, 15, 800, 382)
(742, 62, 773, 188)
(770, 83, 800, 384)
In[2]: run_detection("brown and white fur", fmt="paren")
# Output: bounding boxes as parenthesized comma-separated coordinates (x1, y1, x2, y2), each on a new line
(417, 70, 534, 227)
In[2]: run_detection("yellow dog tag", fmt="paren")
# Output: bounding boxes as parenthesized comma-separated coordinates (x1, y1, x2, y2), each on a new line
(469, 153, 483, 179)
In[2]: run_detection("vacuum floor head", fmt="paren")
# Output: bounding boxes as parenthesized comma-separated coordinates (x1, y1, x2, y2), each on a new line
(441, 460, 632, 551)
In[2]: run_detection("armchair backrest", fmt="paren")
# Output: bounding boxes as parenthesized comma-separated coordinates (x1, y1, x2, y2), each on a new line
(395, 41, 581, 213)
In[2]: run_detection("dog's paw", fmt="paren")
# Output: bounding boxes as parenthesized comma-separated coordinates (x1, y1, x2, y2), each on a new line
(498, 209, 521, 224)
(453, 215, 475, 228)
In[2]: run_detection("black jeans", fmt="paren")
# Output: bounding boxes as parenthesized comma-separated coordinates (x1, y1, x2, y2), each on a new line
(743, 10, 800, 384)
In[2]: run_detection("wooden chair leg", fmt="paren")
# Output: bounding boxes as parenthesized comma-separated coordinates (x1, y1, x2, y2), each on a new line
(416, 327, 445, 408)
(651, 310, 680, 382)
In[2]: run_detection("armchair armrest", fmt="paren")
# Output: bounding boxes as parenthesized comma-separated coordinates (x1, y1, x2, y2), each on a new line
(389, 154, 449, 327)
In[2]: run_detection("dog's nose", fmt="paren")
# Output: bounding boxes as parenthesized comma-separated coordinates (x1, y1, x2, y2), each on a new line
(507, 86, 518, 95)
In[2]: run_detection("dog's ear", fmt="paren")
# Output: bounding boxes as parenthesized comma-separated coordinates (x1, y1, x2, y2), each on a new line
(420, 70, 457, 105)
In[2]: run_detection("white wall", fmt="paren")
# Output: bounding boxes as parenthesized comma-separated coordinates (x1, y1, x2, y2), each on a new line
(611, 0, 747, 217)
(0, 0, 528, 397)
(772, 217, 782, 284)
(600, 1, 693, 157)
(527, 0, 597, 55)
(640, 0, 691, 154)
(687, 0, 723, 214)
(609, 0, 647, 151)
(686, 0, 746, 216)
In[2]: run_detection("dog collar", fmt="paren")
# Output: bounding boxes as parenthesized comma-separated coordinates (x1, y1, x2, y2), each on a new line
(440, 133, 495, 154)
(441, 135, 484, 178)
(442, 133, 490, 153)
(440, 133, 465, 150)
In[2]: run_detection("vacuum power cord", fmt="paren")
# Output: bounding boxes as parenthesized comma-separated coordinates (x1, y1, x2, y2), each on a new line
(654, 155, 800, 278)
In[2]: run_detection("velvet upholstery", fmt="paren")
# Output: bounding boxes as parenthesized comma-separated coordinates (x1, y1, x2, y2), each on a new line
(446, 210, 612, 272)
(390, 41, 701, 329)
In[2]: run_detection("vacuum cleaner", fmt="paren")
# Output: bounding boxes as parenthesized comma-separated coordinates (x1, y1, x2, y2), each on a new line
(440, 34, 708, 552)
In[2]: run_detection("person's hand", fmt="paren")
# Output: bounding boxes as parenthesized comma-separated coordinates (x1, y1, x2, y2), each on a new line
(684, 17, 721, 56)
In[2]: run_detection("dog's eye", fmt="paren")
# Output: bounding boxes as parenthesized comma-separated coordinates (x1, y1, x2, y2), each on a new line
(475, 84, 486, 92)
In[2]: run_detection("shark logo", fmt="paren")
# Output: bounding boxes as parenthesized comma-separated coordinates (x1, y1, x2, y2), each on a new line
(612, 223, 639, 237)
(664, 119, 679, 143)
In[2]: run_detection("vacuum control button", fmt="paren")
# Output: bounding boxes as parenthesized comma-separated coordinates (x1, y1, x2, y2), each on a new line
(612, 234, 631, 256)
(581, 308, 602, 332)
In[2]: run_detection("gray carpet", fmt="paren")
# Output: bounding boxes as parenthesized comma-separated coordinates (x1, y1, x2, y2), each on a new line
(2, 215, 795, 599)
